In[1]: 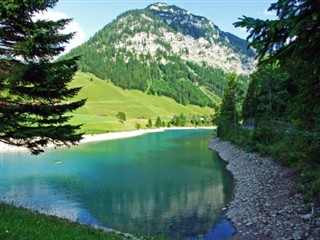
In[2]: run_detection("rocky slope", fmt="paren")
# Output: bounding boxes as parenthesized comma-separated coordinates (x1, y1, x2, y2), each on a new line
(121, 2, 255, 74)
(209, 138, 320, 240)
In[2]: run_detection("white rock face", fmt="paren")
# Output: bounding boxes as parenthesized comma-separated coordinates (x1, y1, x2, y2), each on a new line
(115, 26, 255, 74)
(109, 3, 256, 75)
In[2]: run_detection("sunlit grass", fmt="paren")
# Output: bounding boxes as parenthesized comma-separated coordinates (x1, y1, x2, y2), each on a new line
(0, 203, 123, 240)
(69, 72, 213, 134)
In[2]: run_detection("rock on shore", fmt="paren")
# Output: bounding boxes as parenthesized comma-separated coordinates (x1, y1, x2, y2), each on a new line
(209, 138, 319, 240)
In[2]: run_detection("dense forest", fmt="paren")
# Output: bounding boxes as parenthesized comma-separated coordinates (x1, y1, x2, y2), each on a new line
(216, 0, 320, 202)
(62, 7, 251, 108)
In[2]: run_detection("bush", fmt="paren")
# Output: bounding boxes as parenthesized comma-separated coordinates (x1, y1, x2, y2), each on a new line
(116, 112, 126, 122)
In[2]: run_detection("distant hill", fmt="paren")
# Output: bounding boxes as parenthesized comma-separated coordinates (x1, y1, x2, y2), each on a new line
(69, 72, 213, 134)
(63, 2, 254, 108)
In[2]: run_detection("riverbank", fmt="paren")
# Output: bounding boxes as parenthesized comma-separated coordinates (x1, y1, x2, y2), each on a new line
(209, 138, 319, 240)
(0, 126, 216, 152)
(82, 126, 215, 143)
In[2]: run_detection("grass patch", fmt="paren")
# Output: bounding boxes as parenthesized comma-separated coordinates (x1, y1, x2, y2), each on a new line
(69, 72, 213, 134)
(0, 203, 123, 240)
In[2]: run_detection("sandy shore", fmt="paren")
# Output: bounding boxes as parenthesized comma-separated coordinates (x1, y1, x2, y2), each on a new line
(209, 138, 319, 240)
(0, 126, 216, 152)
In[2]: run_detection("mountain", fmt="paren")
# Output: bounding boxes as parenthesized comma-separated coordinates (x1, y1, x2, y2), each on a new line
(64, 3, 255, 107)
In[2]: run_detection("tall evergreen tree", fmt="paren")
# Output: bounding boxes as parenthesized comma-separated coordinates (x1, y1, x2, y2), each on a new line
(0, 0, 86, 154)
(216, 73, 241, 137)
(234, 0, 320, 131)
(146, 119, 153, 128)
(243, 63, 291, 144)
(155, 116, 162, 128)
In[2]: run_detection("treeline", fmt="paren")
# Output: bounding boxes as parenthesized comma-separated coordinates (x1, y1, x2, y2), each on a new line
(143, 113, 213, 129)
(61, 8, 249, 108)
(216, 0, 320, 202)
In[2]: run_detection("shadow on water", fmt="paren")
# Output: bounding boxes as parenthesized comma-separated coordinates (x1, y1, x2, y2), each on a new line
(0, 129, 236, 239)
(187, 218, 236, 240)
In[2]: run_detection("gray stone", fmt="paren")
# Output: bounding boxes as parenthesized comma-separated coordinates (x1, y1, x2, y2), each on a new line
(208, 138, 319, 240)
(245, 222, 253, 227)
(293, 230, 302, 240)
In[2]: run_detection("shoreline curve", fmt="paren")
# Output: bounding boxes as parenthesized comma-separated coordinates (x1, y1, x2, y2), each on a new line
(209, 137, 318, 240)
(0, 127, 216, 152)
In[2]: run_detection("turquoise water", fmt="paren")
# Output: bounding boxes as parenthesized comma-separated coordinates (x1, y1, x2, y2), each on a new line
(0, 129, 235, 239)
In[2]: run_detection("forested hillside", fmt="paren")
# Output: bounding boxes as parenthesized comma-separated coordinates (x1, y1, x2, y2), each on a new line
(62, 3, 254, 108)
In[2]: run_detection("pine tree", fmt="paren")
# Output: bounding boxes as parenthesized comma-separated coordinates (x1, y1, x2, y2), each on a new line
(235, 0, 320, 131)
(155, 116, 162, 128)
(0, 0, 86, 154)
(146, 119, 153, 128)
(216, 73, 241, 138)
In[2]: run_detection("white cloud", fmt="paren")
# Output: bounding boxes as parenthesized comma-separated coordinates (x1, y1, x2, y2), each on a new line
(263, 9, 276, 17)
(33, 11, 85, 55)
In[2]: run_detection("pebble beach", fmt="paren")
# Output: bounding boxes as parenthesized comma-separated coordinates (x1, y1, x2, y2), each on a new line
(209, 138, 319, 240)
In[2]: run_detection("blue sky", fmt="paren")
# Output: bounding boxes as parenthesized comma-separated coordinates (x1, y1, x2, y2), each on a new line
(44, 0, 277, 51)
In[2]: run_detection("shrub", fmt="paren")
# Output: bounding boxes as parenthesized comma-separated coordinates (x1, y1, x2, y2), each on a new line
(116, 112, 126, 122)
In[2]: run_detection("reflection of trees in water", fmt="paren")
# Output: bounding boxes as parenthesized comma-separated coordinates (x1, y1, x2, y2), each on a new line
(78, 168, 228, 238)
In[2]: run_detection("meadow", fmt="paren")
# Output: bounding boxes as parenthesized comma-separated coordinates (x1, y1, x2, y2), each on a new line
(69, 72, 214, 134)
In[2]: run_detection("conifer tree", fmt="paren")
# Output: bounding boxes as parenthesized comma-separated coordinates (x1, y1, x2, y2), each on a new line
(155, 116, 162, 128)
(216, 73, 241, 137)
(146, 119, 153, 128)
(235, 0, 320, 131)
(0, 0, 86, 154)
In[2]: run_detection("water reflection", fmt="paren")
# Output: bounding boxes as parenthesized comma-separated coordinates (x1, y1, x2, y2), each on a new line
(0, 130, 235, 239)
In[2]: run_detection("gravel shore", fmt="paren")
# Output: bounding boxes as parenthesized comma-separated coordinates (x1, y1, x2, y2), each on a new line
(209, 138, 319, 240)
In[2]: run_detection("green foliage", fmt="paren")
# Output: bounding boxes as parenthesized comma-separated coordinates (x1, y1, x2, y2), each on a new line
(135, 122, 141, 130)
(235, 0, 320, 132)
(68, 72, 213, 134)
(116, 112, 126, 122)
(235, 0, 320, 64)
(0, 0, 85, 154)
(0, 203, 123, 240)
(146, 119, 153, 128)
(232, 0, 320, 201)
(154, 38, 172, 51)
(155, 116, 162, 128)
(216, 73, 243, 138)
(243, 62, 292, 144)
(170, 113, 187, 127)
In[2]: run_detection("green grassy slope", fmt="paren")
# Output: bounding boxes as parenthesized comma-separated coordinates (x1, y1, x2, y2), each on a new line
(69, 72, 214, 134)
(0, 203, 123, 240)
